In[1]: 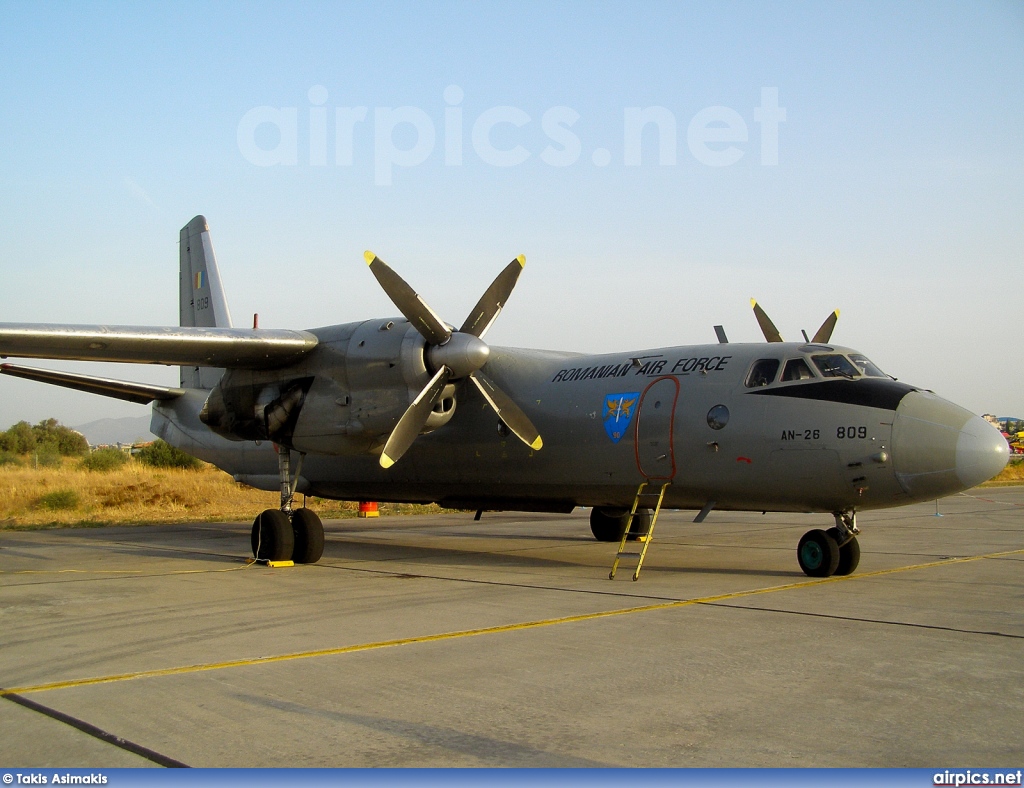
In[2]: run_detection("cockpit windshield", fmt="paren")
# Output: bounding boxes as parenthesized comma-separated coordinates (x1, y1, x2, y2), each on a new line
(745, 359, 780, 387)
(812, 354, 860, 379)
(849, 353, 887, 378)
(782, 358, 815, 381)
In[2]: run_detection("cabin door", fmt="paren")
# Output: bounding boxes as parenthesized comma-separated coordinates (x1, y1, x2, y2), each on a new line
(634, 376, 680, 481)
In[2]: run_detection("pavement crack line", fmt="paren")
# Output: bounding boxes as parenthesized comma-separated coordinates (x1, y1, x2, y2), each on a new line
(2, 546, 1021, 699)
(1, 690, 189, 767)
(700, 601, 1024, 639)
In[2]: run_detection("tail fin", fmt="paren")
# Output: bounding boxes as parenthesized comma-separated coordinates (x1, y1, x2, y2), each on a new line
(179, 215, 233, 388)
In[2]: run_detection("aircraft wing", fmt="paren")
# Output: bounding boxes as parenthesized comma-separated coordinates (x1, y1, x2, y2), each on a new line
(0, 324, 318, 368)
(0, 363, 185, 405)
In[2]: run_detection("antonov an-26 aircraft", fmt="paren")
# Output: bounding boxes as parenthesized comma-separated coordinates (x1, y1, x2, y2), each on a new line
(0, 217, 1010, 579)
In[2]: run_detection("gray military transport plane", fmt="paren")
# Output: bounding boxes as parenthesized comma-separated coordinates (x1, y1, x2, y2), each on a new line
(0, 217, 1010, 579)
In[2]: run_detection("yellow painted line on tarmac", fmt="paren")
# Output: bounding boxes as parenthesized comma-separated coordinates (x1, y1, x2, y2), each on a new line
(4, 546, 1022, 697)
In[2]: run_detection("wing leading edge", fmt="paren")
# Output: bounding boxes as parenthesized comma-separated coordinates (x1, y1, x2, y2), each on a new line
(0, 324, 318, 368)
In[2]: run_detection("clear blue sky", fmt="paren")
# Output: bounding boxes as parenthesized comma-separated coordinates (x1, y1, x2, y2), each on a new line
(1, 1, 1021, 427)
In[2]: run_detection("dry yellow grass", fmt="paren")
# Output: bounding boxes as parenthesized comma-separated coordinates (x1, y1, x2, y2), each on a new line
(0, 458, 445, 529)
(986, 458, 1024, 485)
(2, 455, 1020, 530)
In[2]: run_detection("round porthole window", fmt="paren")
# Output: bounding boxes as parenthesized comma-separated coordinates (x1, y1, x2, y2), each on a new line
(707, 404, 729, 430)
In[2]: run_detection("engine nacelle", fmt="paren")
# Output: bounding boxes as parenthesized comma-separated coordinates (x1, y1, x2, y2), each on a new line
(199, 319, 457, 456)
(199, 372, 314, 443)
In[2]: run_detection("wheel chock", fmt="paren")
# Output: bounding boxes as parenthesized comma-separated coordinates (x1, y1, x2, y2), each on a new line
(246, 558, 295, 568)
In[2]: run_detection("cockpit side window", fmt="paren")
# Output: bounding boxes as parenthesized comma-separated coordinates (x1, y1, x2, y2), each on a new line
(849, 353, 886, 378)
(812, 354, 860, 378)
(782, 358, 815, 382)
(745, 359, 780, 388)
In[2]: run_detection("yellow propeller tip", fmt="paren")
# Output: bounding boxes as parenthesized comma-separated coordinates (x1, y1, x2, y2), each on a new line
(530, 437, 543, 450)
(379, 453, 395, 469)
(834, 309, 840, 317)
(750, 298, 757, 308)
(364, 251, 376, 265)
(516, 254, 526, 267)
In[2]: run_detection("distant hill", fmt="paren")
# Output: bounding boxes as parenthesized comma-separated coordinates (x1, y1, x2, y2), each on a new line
(73, 415, 154, 446)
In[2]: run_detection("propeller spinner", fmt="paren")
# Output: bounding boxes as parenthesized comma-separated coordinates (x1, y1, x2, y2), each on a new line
(364, 252, 543, 468)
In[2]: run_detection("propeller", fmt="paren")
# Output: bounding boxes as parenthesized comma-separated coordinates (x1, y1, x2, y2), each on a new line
(750, 299, 840, 344)
(364, 252, 543, 468)
(811, 309, 840, 344)
(750, 299, 784, 343)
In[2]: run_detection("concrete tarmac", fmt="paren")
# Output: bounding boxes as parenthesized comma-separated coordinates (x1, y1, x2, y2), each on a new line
(2, 487, 1023, 767)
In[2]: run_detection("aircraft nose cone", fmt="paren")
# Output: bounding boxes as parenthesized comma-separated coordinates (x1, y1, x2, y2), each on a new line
(956, 414, 1010, 490)
(891, 391, 1009, 500)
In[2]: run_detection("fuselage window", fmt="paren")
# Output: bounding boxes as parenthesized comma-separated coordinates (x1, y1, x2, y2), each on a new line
(849, 353, 886, 378)
(782, 358, 815, 382)
(745, 358, 780, 387)
(812, 354, 860, 379)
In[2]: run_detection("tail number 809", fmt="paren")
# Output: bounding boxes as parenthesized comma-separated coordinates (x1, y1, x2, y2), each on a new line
(837, 426, 867, 439)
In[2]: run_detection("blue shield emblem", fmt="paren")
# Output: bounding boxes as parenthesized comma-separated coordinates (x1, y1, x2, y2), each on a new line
(603, 392, 640, 443)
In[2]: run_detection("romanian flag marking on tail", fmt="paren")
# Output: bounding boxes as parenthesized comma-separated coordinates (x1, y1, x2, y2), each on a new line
(194, 271, 205, 289)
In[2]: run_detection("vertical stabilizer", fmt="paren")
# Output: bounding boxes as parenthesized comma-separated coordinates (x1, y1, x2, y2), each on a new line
(179, 216, 233, 388)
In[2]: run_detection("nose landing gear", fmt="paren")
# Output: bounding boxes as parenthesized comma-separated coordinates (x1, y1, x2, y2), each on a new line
(251, 445, 325, 564)
(797, 510, 860, 577)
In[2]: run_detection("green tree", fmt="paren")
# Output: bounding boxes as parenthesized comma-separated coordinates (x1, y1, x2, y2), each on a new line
(136, 440, 202, 470)
(31, 418, 89, 456)
(81, 447, 129, 472)
(2, 421, 36, 454)
(32, 418, 61, 454)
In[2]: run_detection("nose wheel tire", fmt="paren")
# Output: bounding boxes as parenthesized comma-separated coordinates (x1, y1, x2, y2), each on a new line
(626, 509, 652, 542)
(291, 508, 325, 564)
(590, 507, 652, 542)
(251, 509, 294, 562)
(826, 526, 861, 575)
(797, 529, 840, 577)
(590, 508, 629, 541)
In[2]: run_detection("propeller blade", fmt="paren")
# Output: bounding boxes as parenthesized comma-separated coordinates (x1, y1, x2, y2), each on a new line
(469, 370, 543, 451)
(380, 366, 450, 468)
(365, 252, 451, 346)
(811, 309, 840, 344)
(750, 299, 784, 342)
(459, 255, 525, 338)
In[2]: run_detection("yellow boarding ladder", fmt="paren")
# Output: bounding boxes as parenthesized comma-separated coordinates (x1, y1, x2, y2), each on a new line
(609, 481, 671, 581)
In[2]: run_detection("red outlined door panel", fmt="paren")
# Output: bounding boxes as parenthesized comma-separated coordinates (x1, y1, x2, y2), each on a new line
(634, 376, 679, 480)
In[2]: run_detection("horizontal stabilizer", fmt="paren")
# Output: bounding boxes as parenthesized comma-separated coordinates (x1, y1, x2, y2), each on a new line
(0, 324, 318, 368)
(0, 363, 185, 405)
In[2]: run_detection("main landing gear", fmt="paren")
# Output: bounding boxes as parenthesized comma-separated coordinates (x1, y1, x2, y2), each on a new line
(251, 446, 325, 564)
(797, 510, 860, 578)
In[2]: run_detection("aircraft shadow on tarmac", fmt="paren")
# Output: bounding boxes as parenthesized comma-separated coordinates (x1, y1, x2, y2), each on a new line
(55, 521, 814, 580)
(315, 532, 801, 579)
(231, 690, 613, 767)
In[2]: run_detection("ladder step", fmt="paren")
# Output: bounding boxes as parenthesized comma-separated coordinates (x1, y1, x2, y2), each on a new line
(610, 481, 671, 581)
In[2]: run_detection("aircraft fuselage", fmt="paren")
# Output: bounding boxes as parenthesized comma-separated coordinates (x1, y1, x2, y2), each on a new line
(153, 320, 1008, 517)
